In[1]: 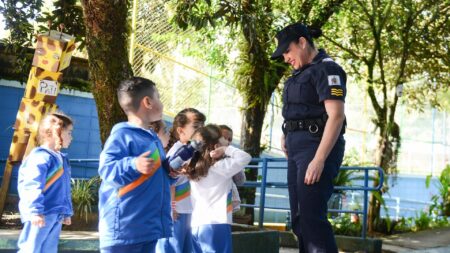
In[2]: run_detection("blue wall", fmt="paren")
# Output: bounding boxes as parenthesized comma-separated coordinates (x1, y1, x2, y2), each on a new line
(0, 83, 102, 194)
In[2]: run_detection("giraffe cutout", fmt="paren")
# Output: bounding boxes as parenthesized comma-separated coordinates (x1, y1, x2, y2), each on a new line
(0, 29, 75, 216)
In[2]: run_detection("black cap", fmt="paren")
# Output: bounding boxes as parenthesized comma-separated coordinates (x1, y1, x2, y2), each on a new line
(271, 23, 311, 60)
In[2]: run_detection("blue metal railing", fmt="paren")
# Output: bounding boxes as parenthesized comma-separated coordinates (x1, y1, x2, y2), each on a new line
(2, 157, 383, 238)
(240, 157, 384, 239)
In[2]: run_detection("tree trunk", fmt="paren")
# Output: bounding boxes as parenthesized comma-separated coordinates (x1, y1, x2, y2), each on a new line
(368, 114, 400, 233)
(240, 101, 269, 224)
(80, 0, 132, 144)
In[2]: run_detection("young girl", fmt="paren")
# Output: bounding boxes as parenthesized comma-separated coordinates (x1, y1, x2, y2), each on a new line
(156, 108, 206, 253)
(186, 124, 251, 253)
(17, 112, 74, 253)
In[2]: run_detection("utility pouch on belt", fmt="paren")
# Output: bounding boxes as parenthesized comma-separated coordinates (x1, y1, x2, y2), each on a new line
(282, 114, 346, 137)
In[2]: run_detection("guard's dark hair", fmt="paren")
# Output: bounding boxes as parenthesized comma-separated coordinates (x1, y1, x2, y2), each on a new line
(305, 26, 322, 48)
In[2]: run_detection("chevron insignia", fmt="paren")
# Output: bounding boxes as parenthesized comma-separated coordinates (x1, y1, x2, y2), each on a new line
(331, 88, 344, 97)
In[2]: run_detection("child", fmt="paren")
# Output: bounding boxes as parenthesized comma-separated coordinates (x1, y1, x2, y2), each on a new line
(149, 120, 170, 151)
(219, 125, 246, 213)
(186, 124, 251, 253)
(156, 108, 206, 253)
(98, 77, 172, 253)
(17, 112, 74, 253)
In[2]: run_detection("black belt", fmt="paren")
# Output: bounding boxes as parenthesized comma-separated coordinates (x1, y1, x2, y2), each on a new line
(282, 115, 346, 136)
(283, 119, 323, 134)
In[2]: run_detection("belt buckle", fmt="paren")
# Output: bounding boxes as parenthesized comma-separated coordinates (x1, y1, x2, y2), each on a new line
(308, 124, 319, 134)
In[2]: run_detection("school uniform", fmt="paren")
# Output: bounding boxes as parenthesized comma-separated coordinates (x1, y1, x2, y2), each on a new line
(190, 146, 251, 253)
(17, 147, 73, 253)
(157, 141, 193, 253)
(98, 122, 172, 252)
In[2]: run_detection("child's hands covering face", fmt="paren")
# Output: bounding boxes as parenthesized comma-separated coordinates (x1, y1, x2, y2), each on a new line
(210, 146, 227, 159)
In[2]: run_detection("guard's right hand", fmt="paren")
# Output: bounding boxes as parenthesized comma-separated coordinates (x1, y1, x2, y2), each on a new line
(135, 151, 157, 175)
(31, 214, 45, 228)
(281, 134, 288, 157)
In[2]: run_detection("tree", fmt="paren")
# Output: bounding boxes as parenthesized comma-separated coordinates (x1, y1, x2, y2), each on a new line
(171, 0, 346, 222)
(80, 0, 131, 143)
(322, 0, 450, 232)
(0, 0, 44, 81)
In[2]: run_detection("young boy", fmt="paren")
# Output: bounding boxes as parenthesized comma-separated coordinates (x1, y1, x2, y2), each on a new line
(98, 77, 172, 253)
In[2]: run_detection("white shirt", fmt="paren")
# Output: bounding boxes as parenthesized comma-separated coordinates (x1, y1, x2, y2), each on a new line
(190, 146, 251, 227)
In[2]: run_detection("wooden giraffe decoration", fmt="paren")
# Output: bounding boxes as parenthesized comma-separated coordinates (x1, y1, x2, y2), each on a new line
(0, 26, 75, 217)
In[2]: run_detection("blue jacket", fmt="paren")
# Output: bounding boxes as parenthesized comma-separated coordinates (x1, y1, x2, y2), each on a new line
(17, 147, 73, 222)
(98, 122, 172, 247)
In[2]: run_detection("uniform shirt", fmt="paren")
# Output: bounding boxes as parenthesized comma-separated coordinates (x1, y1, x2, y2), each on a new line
(190, 146, 251, 227)
(98, 122, 172, 248)
(282, 49, 347, 120)
(167, 141, 193, 213)
(18, 147, 73, 222)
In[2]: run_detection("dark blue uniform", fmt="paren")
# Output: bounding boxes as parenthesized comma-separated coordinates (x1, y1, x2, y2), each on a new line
(283, 49, 346, 253)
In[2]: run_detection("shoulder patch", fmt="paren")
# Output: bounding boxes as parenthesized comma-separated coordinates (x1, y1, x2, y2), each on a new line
(328, 75, 341, 86)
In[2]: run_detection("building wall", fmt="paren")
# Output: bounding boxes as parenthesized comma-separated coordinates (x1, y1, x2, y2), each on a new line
(0, 80, 101, 194)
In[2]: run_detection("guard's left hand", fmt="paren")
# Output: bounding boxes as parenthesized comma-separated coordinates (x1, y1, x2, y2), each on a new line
(304, 158, 325, 185)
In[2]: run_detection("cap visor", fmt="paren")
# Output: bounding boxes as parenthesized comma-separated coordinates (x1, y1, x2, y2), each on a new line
(271, 42, 289, 60)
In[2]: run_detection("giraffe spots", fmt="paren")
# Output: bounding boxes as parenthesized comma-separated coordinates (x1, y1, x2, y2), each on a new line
(14, 118, 21, 129)
(12, 135, 18, 143)
(31, 100, 40, 107)
(43, 95, 57, 104)
(67, 44, 76, 52)
(29, 86, 37, 99)
(47, 39, 56, 51)
(19, 102, 26, 112)
(27, 114, 36, 125)
(42, 75, 55, 81)
(35, 67, 44, 77)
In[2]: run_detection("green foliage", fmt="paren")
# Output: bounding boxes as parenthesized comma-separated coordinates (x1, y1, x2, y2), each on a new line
(413, 210, 432, 231)
(0, 0, 87, 83)
(71, 176, 101, 222)
(388, 213, 449, 234)
(426, 164, 450, 216)
(0, 0, 44, 83)
(36, 0, 86, 49)
(330, 214, 362, 236)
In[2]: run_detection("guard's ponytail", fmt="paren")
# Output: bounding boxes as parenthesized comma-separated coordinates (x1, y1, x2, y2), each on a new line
(308, 27, 322, 39)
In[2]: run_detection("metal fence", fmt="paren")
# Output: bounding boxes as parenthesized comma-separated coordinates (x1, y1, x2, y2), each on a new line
(241, 158, 384, 239)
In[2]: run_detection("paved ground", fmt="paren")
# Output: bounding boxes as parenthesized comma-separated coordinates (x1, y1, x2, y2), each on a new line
(280, 226, 450, 253)
(1, 226, 450, 252)
(382, 227, 450, 253)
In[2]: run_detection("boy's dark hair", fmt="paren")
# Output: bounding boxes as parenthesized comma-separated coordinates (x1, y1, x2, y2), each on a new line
(218, 125, 232, 134)
(117, 77, 157, 113)
(167, 108, 206, 150)
(185, 124, 222, 181)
